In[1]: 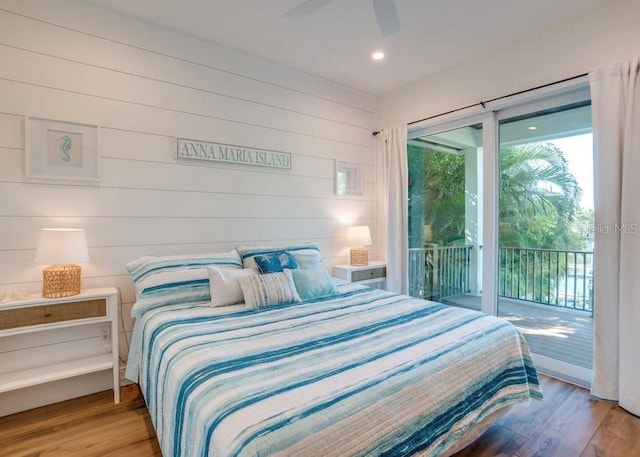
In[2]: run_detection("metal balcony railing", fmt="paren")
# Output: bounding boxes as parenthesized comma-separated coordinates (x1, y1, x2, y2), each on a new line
(499, 247, 593, 314)
(409, 245, 472, 301)
(409, 245, 594, 315)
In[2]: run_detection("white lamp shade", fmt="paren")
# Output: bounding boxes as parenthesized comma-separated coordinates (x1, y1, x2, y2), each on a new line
(347, 226, 372, 246)
(35, 228, 90, 265)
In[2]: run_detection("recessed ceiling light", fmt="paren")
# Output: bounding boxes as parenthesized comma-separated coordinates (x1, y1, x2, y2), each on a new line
(372, 51, 385, 61)
(528, 126, 538, 130)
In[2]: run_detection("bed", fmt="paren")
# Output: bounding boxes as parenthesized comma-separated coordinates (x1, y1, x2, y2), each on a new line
(125, 246, 542, 457)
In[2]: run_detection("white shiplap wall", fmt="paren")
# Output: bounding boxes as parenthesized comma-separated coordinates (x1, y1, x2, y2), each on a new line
(0, 0, 376, 413)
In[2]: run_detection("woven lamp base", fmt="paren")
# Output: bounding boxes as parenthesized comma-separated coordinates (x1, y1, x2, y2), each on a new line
(350, 247, 369, 266)
(42, 264, 82, 298)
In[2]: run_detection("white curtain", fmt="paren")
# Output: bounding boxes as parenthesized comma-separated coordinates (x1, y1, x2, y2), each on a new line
(376, 124, 408, 294)
(590, 58, 640, 416)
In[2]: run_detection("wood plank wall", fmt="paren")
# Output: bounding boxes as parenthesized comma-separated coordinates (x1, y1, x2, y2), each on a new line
(0, 0, 377, 413)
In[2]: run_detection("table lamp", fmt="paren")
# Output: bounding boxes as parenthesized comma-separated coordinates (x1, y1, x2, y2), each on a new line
(347, 225, 372, 266)
(35, 228, 89, 298)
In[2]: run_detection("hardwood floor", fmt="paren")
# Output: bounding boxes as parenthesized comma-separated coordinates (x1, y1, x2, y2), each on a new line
(0, 384, 160, 457)
(454, 375, 640, 457)
(0, 375, 638, 457)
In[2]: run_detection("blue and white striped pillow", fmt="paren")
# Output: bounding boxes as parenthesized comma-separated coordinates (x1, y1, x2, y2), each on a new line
(126, 250, 242, 317)
(238, 270, 301, 309)
(237, 243, 323, 270)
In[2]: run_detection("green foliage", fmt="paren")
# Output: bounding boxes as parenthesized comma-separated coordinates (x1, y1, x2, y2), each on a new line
(408, 145, 427, 248)
(499, 143, 582, 250)
(420, 147, 466, 244)
(415, 141, 584, 250)
(410, 140, 591, 304)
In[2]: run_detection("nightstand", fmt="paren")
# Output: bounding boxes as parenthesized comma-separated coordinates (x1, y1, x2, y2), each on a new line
(332, 261, 387, 289)
(0, 287, 120, 404)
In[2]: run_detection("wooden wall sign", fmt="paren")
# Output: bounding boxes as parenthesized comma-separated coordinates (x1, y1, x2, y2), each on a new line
(176, 138, 291, 170)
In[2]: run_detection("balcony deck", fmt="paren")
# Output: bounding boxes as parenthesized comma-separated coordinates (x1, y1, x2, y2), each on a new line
(442, 294, 593, 369)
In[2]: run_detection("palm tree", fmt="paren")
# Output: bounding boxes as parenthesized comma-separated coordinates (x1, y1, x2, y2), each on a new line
(409, 141, 584, 302)
(498, 142, 583, 302)
(414, 141, 582, 249)
(499, 142, 582, 249)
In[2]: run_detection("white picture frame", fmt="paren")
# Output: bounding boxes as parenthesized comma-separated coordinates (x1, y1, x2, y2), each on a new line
(25, 116, 99, 183)
(335, 160, 362, 196)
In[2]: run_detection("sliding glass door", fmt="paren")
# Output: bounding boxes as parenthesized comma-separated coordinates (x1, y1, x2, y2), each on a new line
(407, 122, 484, 310)
(497, 100, 594, 379)
(407, 84, 594, 385)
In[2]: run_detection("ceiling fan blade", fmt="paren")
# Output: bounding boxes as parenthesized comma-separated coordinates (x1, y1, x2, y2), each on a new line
(372, 0, 400, 35)
(283, 0, 333, 20)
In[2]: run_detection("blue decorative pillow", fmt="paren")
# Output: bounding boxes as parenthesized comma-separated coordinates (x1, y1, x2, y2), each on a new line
(254, 251, 299, 274)
(237, 243, 323, 270)
(291, 267, 337, 300)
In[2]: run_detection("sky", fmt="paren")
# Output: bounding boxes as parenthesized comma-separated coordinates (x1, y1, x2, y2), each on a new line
(550, 133, 594, 210)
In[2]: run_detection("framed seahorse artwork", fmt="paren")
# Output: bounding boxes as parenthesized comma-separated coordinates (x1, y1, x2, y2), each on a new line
(25, 116, 99, 183)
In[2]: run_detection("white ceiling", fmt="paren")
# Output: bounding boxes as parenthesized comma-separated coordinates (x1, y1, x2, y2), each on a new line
(90, 0, 608, 95)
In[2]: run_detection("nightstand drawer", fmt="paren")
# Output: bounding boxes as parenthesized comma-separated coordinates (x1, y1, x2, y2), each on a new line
(0, 299, 106, 331)
(352, 267, 386, 282)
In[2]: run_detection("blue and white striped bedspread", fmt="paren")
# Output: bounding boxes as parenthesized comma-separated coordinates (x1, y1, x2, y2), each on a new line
(126, 283, 542, 457)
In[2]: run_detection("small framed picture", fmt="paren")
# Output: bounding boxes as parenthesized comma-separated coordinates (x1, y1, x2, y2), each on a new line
(25, 116, 99, 183)
(335, 160, 362, 196)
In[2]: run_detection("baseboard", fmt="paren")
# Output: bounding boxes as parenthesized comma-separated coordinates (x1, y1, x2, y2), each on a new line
(532, 352, 592, 388)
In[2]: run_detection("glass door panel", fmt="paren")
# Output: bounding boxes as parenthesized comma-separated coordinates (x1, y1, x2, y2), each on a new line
(497, 101, 594, 371)
(407, 123, 483, 311)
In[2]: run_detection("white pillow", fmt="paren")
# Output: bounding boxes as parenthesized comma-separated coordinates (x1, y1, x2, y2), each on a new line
(207, 267, 258, 307)
(238, 270, 301, 309)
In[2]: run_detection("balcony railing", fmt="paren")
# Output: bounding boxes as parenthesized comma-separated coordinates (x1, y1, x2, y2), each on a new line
(409, 245, 594, 315)
(409, 244, 472, 301)
(499, 247, 593, 314)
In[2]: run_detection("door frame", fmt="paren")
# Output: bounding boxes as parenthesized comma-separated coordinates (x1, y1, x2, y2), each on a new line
(407, 80, 593, 386)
